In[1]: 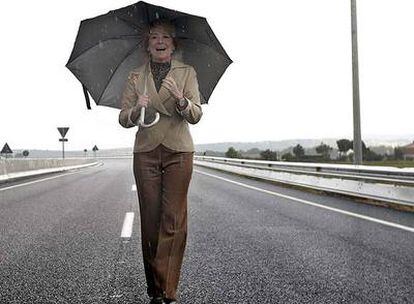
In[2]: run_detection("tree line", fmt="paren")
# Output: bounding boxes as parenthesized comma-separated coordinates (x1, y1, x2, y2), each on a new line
(221, 139, 407, 162)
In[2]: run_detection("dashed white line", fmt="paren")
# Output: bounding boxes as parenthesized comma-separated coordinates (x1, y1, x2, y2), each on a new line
(194, 169, 414, 233)
(121, 212, 135, 238)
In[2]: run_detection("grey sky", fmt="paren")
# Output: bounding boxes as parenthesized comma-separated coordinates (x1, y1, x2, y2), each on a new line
(1, 0, 413, 150)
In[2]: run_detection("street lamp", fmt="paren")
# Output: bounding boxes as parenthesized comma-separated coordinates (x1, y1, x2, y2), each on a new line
(351, 0, 363, 165)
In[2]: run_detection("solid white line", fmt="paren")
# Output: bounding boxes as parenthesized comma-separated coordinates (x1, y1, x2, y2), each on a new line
(0, 171, 81, 192)
(121, 212, 135, 238)
(131, 184, 137, 191)
(194, 169, 414, 233)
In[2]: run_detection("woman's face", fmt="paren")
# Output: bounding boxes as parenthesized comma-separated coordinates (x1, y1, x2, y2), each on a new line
(148, 26, 175, 63)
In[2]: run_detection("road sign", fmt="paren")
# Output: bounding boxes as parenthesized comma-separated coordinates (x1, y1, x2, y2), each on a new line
(1, 143, 13, 154)
(57, 127, 69, 159)
(57, 127, 69, 138)
(92, 145, 99, 152)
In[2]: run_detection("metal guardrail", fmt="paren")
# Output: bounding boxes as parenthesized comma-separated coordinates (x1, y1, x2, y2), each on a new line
(194, 156, 414, 207)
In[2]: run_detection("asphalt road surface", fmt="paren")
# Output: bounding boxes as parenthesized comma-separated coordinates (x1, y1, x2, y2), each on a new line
(1, 159, 413, 303)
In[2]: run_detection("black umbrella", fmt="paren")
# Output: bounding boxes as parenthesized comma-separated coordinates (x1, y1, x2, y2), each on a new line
(66, 1, 232, 110)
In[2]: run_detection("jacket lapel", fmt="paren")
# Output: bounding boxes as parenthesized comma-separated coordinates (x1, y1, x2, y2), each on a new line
(158, 59, 187, 105)
(144, 62, 171, 117)
(139, 60, 187, 116)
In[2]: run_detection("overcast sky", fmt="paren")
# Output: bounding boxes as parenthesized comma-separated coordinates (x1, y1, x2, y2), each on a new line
(1, 0, 413, 151)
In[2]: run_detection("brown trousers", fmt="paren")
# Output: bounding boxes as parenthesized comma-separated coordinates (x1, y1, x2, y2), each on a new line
(133, 144, 193, 300)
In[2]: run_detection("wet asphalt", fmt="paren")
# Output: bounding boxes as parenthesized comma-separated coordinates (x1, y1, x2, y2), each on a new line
(0, 159, 413, 303)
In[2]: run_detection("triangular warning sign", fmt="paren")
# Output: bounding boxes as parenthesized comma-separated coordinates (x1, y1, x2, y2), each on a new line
(1, 143, 13, 154)
(92, 145, 99, 151)
(57, 127, 69, 138)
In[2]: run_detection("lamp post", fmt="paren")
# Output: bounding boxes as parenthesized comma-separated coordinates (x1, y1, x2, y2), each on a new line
(351, 0, 363, 165)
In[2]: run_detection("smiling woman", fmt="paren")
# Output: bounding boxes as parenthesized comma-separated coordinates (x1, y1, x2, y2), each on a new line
(118, 19, 203, 304)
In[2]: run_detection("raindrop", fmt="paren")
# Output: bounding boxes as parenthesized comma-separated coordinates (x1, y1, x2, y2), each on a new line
(99, 41, 104, 48)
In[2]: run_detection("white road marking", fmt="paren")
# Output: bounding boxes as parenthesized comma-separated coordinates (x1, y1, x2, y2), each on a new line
(0, 171, 81, 192)
(121, 212, 135, 238)
(194, 169, 414, 233)
(131, 184, 137, 191)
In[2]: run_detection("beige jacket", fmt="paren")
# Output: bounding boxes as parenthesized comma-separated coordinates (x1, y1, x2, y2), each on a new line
(119, 60, 203, 152)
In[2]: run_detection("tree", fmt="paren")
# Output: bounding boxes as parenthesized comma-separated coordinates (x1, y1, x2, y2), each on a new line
(260, 149, 278, 161)
(225, 147, 241, 158)
(364, 149, 383, 161)
(292, 144, 305, 160)
(349, 140, 383, 161)
(281, 152, 295, 161)
(336, 139, 352, 155)
(315, 142, 332, 160)
(394, 147, 404, 160)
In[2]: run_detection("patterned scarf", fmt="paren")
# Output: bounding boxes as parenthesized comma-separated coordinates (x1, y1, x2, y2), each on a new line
(150, 61, 171, 92)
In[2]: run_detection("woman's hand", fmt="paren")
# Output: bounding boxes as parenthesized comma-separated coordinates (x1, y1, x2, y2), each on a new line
(162, 76, 184, 100)
(131, 94, 149, 121)
(137, 94, 150, 108)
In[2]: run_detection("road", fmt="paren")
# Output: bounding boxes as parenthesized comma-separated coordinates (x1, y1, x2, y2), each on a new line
(1, 159, 413, 303)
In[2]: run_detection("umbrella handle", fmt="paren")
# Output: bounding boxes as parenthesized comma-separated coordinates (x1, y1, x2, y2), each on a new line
(137, 65, 160, 128)
(138, 107, 160, 128)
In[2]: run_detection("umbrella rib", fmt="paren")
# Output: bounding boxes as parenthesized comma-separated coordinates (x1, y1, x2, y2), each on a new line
(115, 14, 147, 32)
(67, 35, 140, 65)
(200, 63, 232, 104)
(177, 37, 229, 57)
(114, 13, 229, 58)
(97, 40, 146, 104)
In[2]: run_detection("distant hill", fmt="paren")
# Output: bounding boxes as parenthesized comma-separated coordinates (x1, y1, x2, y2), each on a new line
(195, 136, 414, 153)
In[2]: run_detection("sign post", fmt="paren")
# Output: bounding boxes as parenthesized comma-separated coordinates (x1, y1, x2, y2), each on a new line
(57, 127, 69, 159)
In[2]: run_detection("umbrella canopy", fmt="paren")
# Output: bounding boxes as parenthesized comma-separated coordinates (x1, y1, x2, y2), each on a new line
(66, 1, 232, 109)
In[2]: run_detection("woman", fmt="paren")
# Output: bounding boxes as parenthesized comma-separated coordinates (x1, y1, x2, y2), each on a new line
(119, 19, 202, 304)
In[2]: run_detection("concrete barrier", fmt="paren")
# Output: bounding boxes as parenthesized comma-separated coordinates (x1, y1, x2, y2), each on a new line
(0, 158, 98, 184)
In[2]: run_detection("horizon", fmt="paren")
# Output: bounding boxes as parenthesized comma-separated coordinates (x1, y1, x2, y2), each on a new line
(4, 134, 414, 152)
